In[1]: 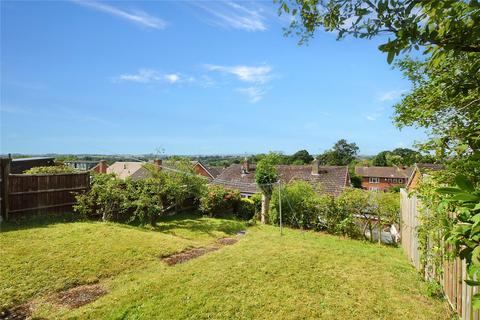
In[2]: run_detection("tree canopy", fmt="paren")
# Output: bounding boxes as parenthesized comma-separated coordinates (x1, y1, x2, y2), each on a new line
(290, 149, 314, 164)
(277, 0, 480, 62)
(318, 139, 359, 166)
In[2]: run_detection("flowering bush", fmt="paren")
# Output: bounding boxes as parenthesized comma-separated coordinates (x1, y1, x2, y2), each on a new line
(199, 185, 241, 217)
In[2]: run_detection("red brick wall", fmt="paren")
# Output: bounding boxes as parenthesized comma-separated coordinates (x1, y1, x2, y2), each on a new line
(361, 177, 406, 191)
(193, 164, 212, 180)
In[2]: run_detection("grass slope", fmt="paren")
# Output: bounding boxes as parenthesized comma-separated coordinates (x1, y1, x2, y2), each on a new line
(1, 215, 451, 319)
(0, 213, 246, 309)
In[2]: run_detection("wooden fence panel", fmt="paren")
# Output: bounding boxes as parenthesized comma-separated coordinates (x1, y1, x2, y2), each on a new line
(400, 188, 480, 319)
(7, 172, 90, 218)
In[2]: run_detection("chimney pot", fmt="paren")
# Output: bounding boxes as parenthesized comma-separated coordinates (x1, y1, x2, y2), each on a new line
(242, 157, 249, 173)
(99, 160, 108, 174)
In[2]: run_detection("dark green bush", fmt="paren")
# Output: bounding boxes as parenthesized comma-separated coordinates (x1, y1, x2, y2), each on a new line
(235, 198, 256, 220)
(269, 181, 320, 229)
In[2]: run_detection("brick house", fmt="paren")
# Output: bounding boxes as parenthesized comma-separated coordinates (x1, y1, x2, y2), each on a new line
(212, 158, 350, 197)
(406, 163, 443, 192)
(191, 161, 224, 181)
(355, 166, 413, 191)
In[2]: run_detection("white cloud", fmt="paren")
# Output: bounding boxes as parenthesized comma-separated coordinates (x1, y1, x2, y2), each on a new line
(115, 69, 161, 83)
(164, 73, 181, 84)
(71, 0, 166, 29)
(237, 86, 265, 103)
(205, 64, 272, 83)
(377, 90, 407, 102)
(192, 1, 267, 32)
(114, 69, 189, 85)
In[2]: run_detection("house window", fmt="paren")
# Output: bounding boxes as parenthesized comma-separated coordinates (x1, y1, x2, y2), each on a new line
(369, 177, 380, 183)
(369, 187, 379, 191)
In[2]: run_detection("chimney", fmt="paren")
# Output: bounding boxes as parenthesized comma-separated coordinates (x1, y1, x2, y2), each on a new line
(98, 160, 108, 174)
(311, 159, 319, 175)
(242, 157, 249, 173)
(154, 159, 162, 171)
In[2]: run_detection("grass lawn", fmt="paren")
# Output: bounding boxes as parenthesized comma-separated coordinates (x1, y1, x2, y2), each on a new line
(1, 213, 451, 319)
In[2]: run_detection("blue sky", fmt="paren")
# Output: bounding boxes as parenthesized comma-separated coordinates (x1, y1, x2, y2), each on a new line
(0, 0, 426, 155)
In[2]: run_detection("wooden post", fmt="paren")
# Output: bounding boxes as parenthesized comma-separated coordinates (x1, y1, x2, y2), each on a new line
(0, 158, 11, 221)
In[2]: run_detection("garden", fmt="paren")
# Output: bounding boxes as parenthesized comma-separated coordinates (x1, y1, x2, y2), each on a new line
(0, 159, 452, 319)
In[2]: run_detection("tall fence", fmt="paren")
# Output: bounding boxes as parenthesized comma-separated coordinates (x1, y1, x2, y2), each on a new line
(0, 158, 90, 221)
(400, 188, 479, 320)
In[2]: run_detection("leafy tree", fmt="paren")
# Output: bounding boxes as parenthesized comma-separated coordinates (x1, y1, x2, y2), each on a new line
(255, 153, 279, 223)
(372, 151, 389, 166)
(372, 148, 435, 166)
(277, 0, 479, 63)
(318, 139, 359, 166)
(290, 149, 314, 164)
(394, 55, 479, 158)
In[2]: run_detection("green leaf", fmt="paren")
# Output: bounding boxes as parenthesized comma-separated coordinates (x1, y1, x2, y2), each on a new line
(451, 193, 480, 202)
(387, 50, 395, 64)
(436, 187, 462, 194)
(465, 279, 480, 286)
(473, 293, 480, 310)
(455, 175, 475, 192)
(473, 246, 480, 266)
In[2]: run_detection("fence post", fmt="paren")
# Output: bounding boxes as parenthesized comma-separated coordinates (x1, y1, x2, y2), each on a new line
(0, 158, 11, 221)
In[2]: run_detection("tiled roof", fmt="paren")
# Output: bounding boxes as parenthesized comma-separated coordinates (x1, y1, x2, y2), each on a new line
(206, 166, 225, 178)
(107, 162, 150, 180)
(355, 166, 412, 179)
(212, 164, 349, 197)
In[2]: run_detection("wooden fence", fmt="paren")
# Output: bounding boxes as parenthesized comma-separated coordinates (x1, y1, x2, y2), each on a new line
(400, 188, 479, 319)
(0, 158, 90, 220)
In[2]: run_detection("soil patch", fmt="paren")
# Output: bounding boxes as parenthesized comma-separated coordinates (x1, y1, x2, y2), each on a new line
(0, 304, 32, 320)
(54, 284, 106, 308)
(217, 237, 238, 245)
(163, 236, 241, 266)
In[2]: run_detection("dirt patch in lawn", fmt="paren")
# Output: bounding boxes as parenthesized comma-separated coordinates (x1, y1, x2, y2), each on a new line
(53, 284, 106, 309)
(163, 236, 240, 266)
(0, 303, 35, 320)
(217, 237, 238, 245)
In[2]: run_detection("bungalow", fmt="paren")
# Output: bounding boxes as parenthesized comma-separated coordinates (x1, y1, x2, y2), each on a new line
(212, 158, 350, 197)
(107, 159, 221, 181)
(355, 166, 413, 191)
(406, 163, 444, 192)
(106, 161, 160, 180)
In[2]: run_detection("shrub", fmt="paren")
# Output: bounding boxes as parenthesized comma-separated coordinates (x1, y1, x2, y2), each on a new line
(199, 185, 241, 217)
(250, 193, 262, 220)
(74, 173, 131, 222)
(336, 188, 372, 239)
(315, 194, 340, 232)
(269, 181, 320, 229)
(24, 165, 78, 174)
(235, 198, 256, 220)
(74, 161, 207, 225)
